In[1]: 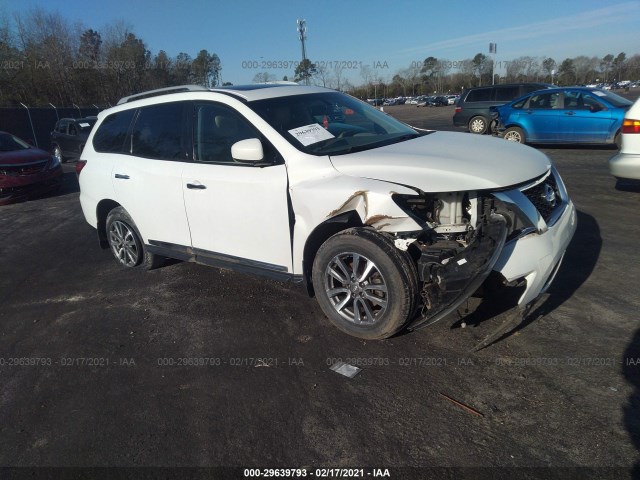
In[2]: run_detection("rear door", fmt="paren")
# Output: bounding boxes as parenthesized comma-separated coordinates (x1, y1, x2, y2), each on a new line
(520, 91, 562, 142)
(110, 101, 193, 249)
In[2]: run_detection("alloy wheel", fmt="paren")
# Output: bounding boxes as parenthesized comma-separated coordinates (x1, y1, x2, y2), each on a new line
(323, 252, 388, 325)
(108, 220, 139, 267)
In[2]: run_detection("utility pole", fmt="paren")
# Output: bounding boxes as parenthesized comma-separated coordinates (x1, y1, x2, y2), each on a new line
(489, 43, 497, 85)
(297, 19, 309, 85)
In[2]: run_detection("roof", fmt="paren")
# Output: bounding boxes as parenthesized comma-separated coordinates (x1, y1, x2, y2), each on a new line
(116, 84, 335, 105)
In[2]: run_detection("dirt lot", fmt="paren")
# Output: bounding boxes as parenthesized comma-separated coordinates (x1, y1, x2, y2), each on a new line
(0, 99, 639, 479)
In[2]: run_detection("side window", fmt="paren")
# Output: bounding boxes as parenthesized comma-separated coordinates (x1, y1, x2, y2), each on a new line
(465, 88, 492, 102)
(495, 86, 519, 101)
(93, 109, 136, 153)
(194, 103, 275, 165)
(528, 92, 561, 109)
(583, 94, 605, 110)
(131, 102, 189, 160)
(56, 122, 67, 134)
(563, 91, 584, 109)
(512, 98, 528, 109)
(68, 123, 78, 136)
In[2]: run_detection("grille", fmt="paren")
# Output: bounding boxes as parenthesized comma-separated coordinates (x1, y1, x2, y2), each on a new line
(522, 173, 560, 222)
(0, 160, 48, 176)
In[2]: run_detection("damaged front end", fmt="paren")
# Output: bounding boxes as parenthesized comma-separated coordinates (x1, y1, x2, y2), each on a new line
(391, 191, 508, 329)
(386, 166, 573, 331)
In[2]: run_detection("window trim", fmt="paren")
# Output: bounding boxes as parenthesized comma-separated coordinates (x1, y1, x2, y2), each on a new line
(127, 101, 193, 162)
(190, 100, 284, 168)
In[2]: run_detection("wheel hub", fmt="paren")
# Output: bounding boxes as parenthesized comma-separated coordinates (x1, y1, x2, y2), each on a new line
(323, 252, 389, 325)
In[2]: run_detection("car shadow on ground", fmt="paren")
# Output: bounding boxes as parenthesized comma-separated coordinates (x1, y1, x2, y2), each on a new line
(623, 328, 640, 478)
(536, 142, 618, 151)
(449, 210, 601, 346)
(615, 179, 640, 192)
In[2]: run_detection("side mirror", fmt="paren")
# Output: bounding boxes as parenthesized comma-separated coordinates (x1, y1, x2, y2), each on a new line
(231, 138, 264, 163)
(589, 104, 603, 112)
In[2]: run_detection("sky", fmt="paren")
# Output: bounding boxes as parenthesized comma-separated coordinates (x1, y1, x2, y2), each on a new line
(3, 0, 640, 85)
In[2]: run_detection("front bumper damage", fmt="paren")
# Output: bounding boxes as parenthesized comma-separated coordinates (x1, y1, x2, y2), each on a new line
(406, 166, 576, 334)
(410, 213, 507, 330)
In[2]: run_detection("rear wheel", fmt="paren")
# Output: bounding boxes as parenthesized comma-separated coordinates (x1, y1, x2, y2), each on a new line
(503, 126, 525, 144)
(469, 116, 488, 134)
(312, 228, 418, 340)
(106, 207, 163, 270)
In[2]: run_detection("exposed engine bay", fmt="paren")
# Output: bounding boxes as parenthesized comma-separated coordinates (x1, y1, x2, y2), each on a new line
(392, 191, 510, 329)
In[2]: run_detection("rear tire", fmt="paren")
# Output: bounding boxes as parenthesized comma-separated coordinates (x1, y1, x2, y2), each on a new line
(106, 207, 163, 270)
(312, 228, 418, 340)
(503, 126, 525, 144)
(469, 116, 488, 134)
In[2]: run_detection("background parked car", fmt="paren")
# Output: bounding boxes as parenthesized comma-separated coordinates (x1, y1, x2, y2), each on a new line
(453, 83, 551, 134)
(609, 97, 640, 181)
(50, 117, 97, 162)
(493, 87, 632, 146)
(0, 131, 62, 205)
(434, 96, 449, 106)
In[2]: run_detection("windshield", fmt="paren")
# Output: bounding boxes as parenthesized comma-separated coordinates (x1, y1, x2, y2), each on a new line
(77, 119, 97, 132)
(0, 133, 30, 152)
(249, 92, 419, 156)
(590, 89, 633, 108)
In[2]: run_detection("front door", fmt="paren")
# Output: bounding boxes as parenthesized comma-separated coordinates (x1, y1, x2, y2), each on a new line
(182, 102, 293, 275)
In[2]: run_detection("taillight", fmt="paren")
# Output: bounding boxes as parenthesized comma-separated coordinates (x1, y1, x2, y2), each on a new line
(622, 119, 640, 134)
(76, 159, 87, 176)
(455, 107, 461, 113)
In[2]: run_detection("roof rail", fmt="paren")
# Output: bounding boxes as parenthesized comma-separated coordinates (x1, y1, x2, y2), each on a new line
(117, 85, 209, 105)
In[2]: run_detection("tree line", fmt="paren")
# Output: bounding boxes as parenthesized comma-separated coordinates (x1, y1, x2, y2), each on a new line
(0, 9, 223, 106)
(332, 52, 639, 99)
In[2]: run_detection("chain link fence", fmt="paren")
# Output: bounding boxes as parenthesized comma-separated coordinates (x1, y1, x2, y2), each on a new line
(0, 105, 102, 152)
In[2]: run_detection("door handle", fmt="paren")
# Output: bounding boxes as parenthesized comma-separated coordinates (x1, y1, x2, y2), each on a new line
(186, 183, 206, 189)
(114, 173, 130, 179)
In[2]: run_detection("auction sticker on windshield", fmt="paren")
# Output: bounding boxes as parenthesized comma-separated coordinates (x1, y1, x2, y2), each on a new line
(288, 123, 334, 146)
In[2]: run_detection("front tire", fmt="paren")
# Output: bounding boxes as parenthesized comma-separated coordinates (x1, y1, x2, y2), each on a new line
(503, 126, 525, 144)
(106, 207, 163, 270)
(468, 116, 488, 134)
(312, 228, 418, 340)
(53, 145, 65, 163)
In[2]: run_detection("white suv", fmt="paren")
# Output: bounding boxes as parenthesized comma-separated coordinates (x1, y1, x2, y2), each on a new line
(78, 84, 577, 340)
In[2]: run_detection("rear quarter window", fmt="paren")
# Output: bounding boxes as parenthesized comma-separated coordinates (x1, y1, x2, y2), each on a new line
(93, 110, 136, 153)
(465, 88, 493, 102)
(495, 86, 520, 101)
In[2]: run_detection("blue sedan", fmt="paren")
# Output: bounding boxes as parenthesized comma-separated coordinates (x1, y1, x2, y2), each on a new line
(492, 87, 633, 147)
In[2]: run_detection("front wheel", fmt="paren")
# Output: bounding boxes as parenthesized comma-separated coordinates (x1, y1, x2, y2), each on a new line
(106, 207, 163, 270)
(468, 116, 488, 134)
(53, 145, 64, 163)
(503, 126, 525, 144)
(312, 228, 418, 340)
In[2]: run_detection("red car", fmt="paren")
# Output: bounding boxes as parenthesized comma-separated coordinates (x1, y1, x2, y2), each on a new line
(0, 131, 62, 205)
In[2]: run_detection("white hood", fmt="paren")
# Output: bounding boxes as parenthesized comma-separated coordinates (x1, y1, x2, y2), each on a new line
(329, 131, 550, 192)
